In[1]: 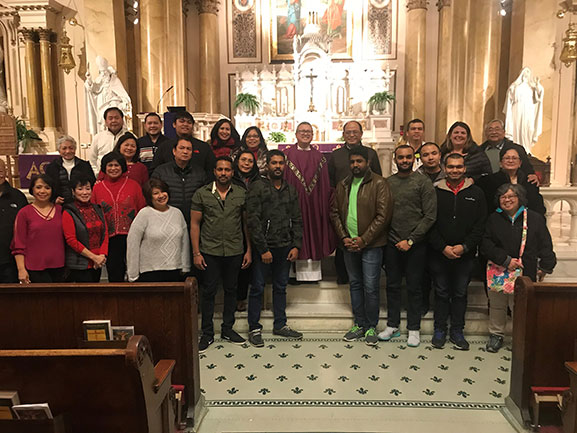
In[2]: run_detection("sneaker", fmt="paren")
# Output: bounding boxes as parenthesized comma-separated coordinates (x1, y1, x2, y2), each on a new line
(198, 334, 214, 353)
(431, 330, 446, 349)
(365, 328, 378, 346)
(378, 326, 400, 341)
(486, 334, 504, 353)
(407, 330, 420, 347)
(221, 329, 246, 345)
(450, 331, 470, 351)
(273, 325, 303, 339)
(248, 329, 264, 347)
(343, 325, 365, 341)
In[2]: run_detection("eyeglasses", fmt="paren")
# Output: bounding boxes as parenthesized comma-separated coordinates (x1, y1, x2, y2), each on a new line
(344, 130, 361, 135)
(499, 194, 518, 201)
(297, 130, 313, 135)
(502, 156, 520, 161)
(487, 128, 504, 133)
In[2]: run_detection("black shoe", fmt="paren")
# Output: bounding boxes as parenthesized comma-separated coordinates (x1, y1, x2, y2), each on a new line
(450, 331, 470, 351)
(288, 277, 300, 286)
(273, 325, 303, 339)
(336, 276, 349, 285)
(486, 334, 504, 353)
(431, 329, 446, 349)
(199, 335, 214, 353)
(221, 329, 246, 345)
(248, 329, 264, 347)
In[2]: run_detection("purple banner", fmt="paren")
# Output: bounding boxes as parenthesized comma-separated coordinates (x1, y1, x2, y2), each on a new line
(18, 154, 59, 188)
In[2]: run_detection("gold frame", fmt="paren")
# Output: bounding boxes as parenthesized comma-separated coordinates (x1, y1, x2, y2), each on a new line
(270, 0, 354, 61)
(227, 0, 262, 64)
(362, 0, 398, 60)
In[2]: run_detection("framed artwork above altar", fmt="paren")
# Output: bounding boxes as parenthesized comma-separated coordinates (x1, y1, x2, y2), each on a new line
(363, 0, 397, 60)
(270, 0, 353, 61)
(227, 0, 262, 63)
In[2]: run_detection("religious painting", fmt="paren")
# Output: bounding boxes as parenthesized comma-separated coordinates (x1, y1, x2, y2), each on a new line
(270, 0, 353, 61)
(227, 0, 262, 63)
(363, 0, 397, 59)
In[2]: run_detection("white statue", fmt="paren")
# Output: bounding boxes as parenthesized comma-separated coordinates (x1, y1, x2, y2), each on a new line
(503, 67, 543, 154)
(84, 56, 132, 135)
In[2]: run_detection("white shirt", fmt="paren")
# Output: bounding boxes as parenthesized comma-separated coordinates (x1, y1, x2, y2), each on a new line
(88, 126, 129, 175)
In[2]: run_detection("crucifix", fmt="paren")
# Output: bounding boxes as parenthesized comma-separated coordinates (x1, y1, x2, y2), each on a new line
(305, 68, 317, 112)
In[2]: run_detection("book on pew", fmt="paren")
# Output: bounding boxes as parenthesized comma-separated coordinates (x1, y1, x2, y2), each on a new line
(83, 320, 112, 341)
(12, 403, 53, 420)
(112, 325, 135, 341)
(0, 391, 20, 420)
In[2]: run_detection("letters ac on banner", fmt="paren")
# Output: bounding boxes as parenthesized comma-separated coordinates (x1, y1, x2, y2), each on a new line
(18, 154, 59, 188)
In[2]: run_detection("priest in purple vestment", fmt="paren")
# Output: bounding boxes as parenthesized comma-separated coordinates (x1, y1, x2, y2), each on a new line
(283, 122, 336, 281)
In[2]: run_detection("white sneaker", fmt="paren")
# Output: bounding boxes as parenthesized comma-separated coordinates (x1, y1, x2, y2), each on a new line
(407, 330, 420, 347)
(378, 326, 400, 341)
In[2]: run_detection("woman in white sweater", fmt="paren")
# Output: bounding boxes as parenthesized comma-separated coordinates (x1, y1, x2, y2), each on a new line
(127, 178, 190, 282)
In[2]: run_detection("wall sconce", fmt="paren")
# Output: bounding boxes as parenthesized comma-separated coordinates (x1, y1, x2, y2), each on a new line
(58, 29, 76, 74)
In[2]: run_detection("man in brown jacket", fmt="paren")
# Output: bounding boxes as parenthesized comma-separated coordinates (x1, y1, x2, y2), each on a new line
(330, 146, 393, 346)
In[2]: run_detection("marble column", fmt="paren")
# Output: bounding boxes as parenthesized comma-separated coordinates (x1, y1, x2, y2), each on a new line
(196, 0, 221, 113)
(20, 29, 42, 129)
(435, 0, 451, 143)
(465, 0, 502, 142)
(447, 1, 469, 125)
(403, 0, 427, 125)
(38, 29, 56, 129)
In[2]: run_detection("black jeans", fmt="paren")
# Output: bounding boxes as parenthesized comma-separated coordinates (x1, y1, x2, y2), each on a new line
(237, 265, 252, 301)
(138, 270, 182, 282)
(429, 251, 474, 333)
(107, 235, 127, 282)
(28, 267, 65, 283)
(201, 254, 243, 338)
(67, 269, 102, 283)
(0, 262, 18, 283)
(384, 242, 426, 330)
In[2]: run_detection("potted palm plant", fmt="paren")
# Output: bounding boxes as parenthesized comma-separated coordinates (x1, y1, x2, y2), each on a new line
(234, 93, 260, 115)
(16, 118, 43, 153)
(367, 91, 395, 115)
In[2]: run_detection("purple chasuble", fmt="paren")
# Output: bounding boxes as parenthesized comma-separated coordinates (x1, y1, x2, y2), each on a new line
(284, 145, 336, 260)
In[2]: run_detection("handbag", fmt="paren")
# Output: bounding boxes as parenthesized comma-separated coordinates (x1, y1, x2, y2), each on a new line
(486, 208, 528, 294)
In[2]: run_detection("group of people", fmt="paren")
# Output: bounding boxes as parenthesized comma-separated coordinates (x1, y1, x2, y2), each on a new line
(0, 108, 556, 355)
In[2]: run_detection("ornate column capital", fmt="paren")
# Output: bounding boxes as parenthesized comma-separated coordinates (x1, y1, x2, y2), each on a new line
(19, 28, 37, 41)
(195, 0, 219, 14)
(436, 0, 451, 11)
(37, 28, 53, 42)
(406, 0, 428, 11)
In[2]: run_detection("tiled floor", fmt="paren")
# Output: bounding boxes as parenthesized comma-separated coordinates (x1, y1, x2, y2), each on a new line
(197, 333, 520, 433)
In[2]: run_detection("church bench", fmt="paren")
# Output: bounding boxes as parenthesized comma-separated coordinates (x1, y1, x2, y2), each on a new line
(0, 335, 174, 433)
(507, 277, 577, 428)
(0, 277, 201, 426)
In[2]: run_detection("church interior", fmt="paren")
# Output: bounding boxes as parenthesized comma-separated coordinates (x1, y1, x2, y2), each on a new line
(1, 0, 577, 432)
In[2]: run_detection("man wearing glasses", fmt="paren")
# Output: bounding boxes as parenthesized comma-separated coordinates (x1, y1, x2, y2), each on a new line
(328, 121, 382, 284)
(283, 122, 336, 283)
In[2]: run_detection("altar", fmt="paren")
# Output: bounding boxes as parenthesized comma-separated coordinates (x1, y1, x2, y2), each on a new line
(233, 14, 396, 174)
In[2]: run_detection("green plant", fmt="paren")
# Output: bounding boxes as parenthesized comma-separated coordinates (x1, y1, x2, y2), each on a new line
(16, 118, 41, 153)
(267, 131, 286, 143)
(234, 93, 260, 115)
(368, 91, 395, 112)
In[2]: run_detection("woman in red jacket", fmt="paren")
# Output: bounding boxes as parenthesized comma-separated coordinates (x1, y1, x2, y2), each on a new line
(63, 173, 109, 282)
(92, 152, 145, 282)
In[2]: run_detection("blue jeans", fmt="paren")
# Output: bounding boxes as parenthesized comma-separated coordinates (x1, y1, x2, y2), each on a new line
(429, 251, 474, 333)
(248, 246, 291, 331)
(384, 242, 426, 330)
(342, 247, 382, 329)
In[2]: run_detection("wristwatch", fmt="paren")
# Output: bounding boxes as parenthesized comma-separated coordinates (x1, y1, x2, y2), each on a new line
(407, 239, 414, 247)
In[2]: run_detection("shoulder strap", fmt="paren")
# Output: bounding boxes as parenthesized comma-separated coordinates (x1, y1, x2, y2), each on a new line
(519, 209, 528, 257)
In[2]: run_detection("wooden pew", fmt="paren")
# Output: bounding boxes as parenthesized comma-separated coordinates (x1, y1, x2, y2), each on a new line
(507, 277, 577, 428)
(0, 335, 174, 433)
(563, 362, 577, 433)
(0, 278, 202, 426)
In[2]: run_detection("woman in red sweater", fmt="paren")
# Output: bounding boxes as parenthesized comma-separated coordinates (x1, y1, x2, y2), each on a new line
(63, 173, 109, 282)
(92, 152, 145, 282)
(209, 118, 241, 158)
(12, 174, 65, 283)
(97, 132, 149, 187)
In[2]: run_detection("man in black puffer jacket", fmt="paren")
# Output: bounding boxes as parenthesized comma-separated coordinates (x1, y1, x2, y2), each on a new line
(151, 137, 207, 227)
(428, 153, 487, 351)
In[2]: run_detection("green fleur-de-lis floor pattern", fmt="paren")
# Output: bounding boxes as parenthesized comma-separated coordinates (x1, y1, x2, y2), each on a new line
(200, 334, 511, 409)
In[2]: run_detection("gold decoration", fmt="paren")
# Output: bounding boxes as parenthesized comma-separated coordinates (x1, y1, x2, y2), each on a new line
(58, 29, 76, 74)
(560, 23, 577, 67)
(406, 0, 428, 11)
(195, 0, 220, 14)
